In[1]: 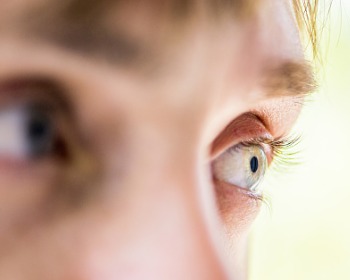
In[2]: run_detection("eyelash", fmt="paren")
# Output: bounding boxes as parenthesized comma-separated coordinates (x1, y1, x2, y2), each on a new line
(269, 136, 302, 170)
(241, 134, 301, 165)
(239, 134, 301, 203)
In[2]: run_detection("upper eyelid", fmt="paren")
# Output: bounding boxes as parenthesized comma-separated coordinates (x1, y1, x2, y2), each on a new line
(0, 78, 72, 113)
(210, 112, 272, 159)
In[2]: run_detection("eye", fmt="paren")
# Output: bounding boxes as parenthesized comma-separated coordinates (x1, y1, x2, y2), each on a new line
(0, 102, 57, 161)
(212, 143, 268, 194)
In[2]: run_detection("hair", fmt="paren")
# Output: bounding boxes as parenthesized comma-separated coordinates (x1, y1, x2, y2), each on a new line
(293, 0, 319, 58)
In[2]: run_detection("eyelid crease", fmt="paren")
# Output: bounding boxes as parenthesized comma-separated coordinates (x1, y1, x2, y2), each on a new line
(211, 112, 272, 159)
(0, 78, 72, 114)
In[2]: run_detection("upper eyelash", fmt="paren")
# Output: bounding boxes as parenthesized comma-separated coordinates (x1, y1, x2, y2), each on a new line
(269, 135, 302, 169)
(237, 135, 302, 206)
(240, 135, 301, 167)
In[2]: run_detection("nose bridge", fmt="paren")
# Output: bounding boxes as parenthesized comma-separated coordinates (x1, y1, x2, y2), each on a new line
(121, 165, 229, 280)
(82, 121, 231, 279)
(126, 130, 228, 279)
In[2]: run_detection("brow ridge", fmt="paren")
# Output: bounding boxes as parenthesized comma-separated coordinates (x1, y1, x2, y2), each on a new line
(261, 60, 316, 98)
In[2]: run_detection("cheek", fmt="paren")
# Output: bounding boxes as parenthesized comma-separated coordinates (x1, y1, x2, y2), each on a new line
(214, 179, 261, 277)
(0, 163, 58, 237)
(214, 179, 261, 237)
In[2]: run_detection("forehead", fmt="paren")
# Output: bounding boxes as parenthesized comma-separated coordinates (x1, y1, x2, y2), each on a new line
(0, 0, 260, 46)
(0, 0, 313, 148)
(0, 0, 298, 58)
(0, 0, 309, 106)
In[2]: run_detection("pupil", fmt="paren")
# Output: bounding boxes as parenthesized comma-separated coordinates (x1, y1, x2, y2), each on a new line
(29, 118, 47, 139)
(26, 110, 53, 157)
(250, 156, 259, 173)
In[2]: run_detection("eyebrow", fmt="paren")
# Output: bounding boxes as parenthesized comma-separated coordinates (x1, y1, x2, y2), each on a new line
(22, 2, 315, 98)
(260, 60, 316, 98)
(32, 0, 258, 23)
(30, 25, 149, 67)
(21, 2, 151, 68)
(28, 27, 316, 99)
(22, 0, 260, 67)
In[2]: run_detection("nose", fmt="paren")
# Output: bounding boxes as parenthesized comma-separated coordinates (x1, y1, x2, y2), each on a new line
(68, 140, 231, 280)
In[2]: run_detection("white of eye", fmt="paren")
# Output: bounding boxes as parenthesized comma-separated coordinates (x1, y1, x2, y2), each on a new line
(0, 104, 54, 161)
(0, 106, 29, 160)
(212, 144, 267, 193)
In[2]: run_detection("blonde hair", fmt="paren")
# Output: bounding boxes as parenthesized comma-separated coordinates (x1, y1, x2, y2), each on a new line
(293, 0, 319, 58)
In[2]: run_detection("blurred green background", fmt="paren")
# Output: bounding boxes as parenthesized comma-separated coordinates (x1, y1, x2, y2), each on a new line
(250, 1, 350, 279)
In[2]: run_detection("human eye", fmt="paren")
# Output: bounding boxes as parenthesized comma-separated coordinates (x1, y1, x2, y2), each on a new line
(211, 113, 299, 198)
(212, 143, 268, 194)
(0, 80, 70, 164)
(0, 100, 57, 162)
(0, 78, 99, 229)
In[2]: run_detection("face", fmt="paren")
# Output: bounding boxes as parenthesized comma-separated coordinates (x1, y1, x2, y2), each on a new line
(0, 0, 313, 279)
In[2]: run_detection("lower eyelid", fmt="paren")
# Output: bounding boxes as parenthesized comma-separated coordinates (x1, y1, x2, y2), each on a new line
(0, 160, 60, 220)
(213, 175, 263, 200)
(0, 152, 99, 227)
(214, 178, 262, 228)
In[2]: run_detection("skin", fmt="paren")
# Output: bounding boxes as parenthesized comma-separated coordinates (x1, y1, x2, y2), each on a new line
(0, 0, 313, 279)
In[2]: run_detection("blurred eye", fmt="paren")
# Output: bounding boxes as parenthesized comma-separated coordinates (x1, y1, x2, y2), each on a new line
(0, 102, 57, 161)
(212, 144, 268, 194)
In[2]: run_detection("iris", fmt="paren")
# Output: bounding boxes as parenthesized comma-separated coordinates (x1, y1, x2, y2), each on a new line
(26, 106, 54, 157)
